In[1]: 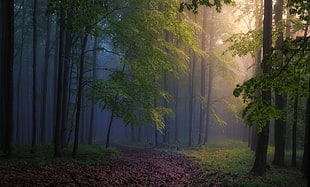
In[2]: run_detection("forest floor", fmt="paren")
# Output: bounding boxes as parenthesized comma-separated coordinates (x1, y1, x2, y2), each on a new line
(0, 145, 212, 186)
(0, 142, 306, 186)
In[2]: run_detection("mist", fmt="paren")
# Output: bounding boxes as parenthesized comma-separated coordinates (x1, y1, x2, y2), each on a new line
(0, 0, 309, 186)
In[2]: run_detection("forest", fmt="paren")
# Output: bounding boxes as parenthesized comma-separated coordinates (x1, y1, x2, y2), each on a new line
(0, 0, 309, 186)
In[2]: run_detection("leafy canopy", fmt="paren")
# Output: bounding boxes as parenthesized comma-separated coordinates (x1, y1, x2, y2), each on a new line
(229, 2, 310, 131)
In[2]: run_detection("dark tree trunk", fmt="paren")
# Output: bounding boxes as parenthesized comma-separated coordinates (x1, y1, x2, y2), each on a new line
(292, 96, 298, 167)
(138, 127, 142, 142)
(72, 35, 88, 158)
(41, 1, 52, 144)
(31, 0, 38, 154)
(154, 124, 158, 147)
(105, 111, 114, 148)
(0, 0, 14, 158)
(15, 3, 27, 144)
(198, 7, 207, 145)
(88, 38, 98, 145)
(251, 0, 272, 176)
(188, 51, 196, 147)
(204, 9, 215, 144)
(273, 0, 286, 167)
(302, 80, 309, 184)
(162, 30, 170, 144)
(131, 126, 135, 142)
(174, 76, 179, 143)
(163, 71, 168, 144)
(54, 9, 66, 158)
(52, 13, 60, 144)
(204, 65, 212, 144)
(250, 127, 258, 151)
(61, 33, 73, 149)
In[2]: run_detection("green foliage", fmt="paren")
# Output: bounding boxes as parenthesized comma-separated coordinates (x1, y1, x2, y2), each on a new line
(48, 0, 109, 35)
(183, 140, 254, 174)
(0, 144, 119, 168)
(85, 0, 199, 130)
(179, 0, 233, 14)
(183, 139, 306, 187)
(228, 0, 310, 131)
(287, 0, 310, 21)
(225, 28, 263, 57)
(232, 34, 309, 131)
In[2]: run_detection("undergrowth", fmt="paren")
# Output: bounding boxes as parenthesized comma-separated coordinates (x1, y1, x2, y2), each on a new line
(182, 139, 306, 187)
(0, 144, 119, 168)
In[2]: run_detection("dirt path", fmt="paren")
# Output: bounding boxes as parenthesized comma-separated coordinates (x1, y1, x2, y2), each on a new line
(0, 147, 214, 186)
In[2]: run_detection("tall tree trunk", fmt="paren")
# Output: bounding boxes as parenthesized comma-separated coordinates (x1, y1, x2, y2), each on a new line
(61, 33, 73, 149)
(204, 9, 215, 144)
(154, 99, 158, 146)
(72, 35, 88, 158)
(0, 0, 14, 158)
(163, 71, 168, 144)
(88, 38, 98, 145)
(251, 0, 272, 176)
(15, 2, 27, 144)
(154, 124, 158, 146)
(31, 0, 38, 154)
(54, 9, 66, 158)
(174, 76, 179, 143)
(188, 51, 196, 147)
(105, 111, 114, 148)
(52, 13, 60, 144)
(273, 0, 286, 167)
(131, 126, 135, 142)
(41, 1, 52, 144)
(302, 80, 309, 184)
(198, 7, 207, 145)
(292, 95, 298, 167)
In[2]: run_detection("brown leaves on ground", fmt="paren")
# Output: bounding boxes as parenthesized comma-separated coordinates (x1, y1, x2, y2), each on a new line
(0, 148, 214, 186)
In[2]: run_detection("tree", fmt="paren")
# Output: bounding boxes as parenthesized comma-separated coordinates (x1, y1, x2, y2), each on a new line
(232, 0, 309, 176)
(273, 0, 286, 167)
(250, 0, 272, 176)
(72, 35, 88, 158)
(88, 0, 199, 147)
(31, 0, 38, 154)
(198, 7, 207, 145)
(188, 51, 196, 147)
(0, 0, 14, 158)
(232, 0, 273, 175)
(54, 8, 66, 157)
(49, 0, 109, 156)
(88, 38, 98, 145)
(40, 0, 52, 144)
(304, 81, 310, 185)
(180, 0, 233, 13)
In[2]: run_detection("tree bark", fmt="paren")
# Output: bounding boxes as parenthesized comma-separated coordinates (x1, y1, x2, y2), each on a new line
(198, 7, 207, 145)
(0, 0, 14, 158)
(302, 80, 309, 184)
(188, 51, 196, 147)
(174, 75, 179, 143)
(273, 0, 286, 167)
(72, 35, 88, 158)
(40, 0, 52, 144)
(61, 33, 73, 148)
(251, 0, 272, 176)
(54, 9, 66, 158)
(88, 38, 98, 145)
(292, 96, 298, 167)
(105, 111, 114, 148)
(204, 9, 215, 144)
(31, 0, 38, 154)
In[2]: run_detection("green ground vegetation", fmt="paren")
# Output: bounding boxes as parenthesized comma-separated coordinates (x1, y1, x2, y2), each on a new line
(183, 139, 306, 187)
(0, 144, 119, 168)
